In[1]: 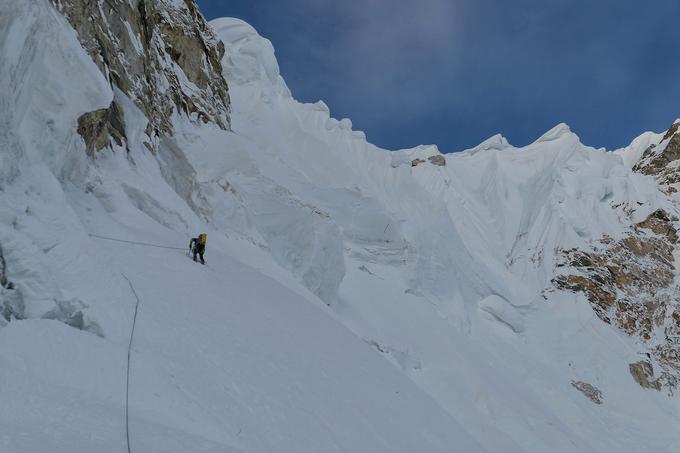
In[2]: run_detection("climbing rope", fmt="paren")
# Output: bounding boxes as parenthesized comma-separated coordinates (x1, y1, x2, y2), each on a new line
(91, 233, 192, 451)
(88, 234, 186, 251)
(121, 273, 140, 453)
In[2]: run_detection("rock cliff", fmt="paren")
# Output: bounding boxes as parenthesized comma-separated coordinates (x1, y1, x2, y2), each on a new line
(49, 0, 230, 155)
(554, 122, 680, 392)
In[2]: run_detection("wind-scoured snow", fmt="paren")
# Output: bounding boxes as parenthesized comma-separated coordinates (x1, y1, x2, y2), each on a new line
(1, 2, 680, 452)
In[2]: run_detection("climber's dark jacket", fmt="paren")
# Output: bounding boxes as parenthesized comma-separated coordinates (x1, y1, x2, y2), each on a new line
(189, 237, 205, 253)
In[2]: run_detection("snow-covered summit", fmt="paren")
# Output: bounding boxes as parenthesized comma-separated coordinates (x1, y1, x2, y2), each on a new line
(464, 133, 512, 154)
(210, 17, 288, 95)
(534, 122, 579, 143)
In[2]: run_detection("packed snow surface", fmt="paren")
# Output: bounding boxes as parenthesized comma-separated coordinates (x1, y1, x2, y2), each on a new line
(1, 4, 680, 453)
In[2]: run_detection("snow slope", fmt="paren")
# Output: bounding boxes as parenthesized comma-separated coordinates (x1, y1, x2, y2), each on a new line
(1, 2, 680, 452)
(2, 225, 487, 452)
(206, 17, 680, 452)
(0, 3, 485, 452)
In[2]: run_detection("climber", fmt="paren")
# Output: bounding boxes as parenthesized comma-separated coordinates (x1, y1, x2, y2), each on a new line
(189, 233, 207, 264)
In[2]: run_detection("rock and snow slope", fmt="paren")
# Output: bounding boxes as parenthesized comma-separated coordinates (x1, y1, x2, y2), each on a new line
(2, 1, 680, 452)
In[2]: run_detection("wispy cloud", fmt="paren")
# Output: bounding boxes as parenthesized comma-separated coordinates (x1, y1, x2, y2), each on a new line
(282, 0, 463, 114)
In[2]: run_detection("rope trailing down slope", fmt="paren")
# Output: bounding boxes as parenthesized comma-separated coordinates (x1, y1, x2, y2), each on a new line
(121, 273, 141, 453)
(91, 233, 184, 452)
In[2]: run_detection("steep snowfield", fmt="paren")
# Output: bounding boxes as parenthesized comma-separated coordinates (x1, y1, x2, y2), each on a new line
(206, 17, 680, 452)
(2, 225, 487, 452)
(0, 3, 485, 452)
(1, 2, 680, 452)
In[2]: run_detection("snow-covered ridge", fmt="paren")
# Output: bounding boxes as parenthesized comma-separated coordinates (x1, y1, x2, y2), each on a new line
(2, 3, 680, 452)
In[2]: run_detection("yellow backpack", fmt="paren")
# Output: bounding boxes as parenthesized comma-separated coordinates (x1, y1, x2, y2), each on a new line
(198, 233, 207, 245)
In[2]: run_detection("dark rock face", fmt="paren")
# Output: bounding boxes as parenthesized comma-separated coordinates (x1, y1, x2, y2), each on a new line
(571, 380, 603, 404)
(636, 209, 679, 243)
(50, 0, 230, 154)
(77, 102, 126, 157)
(633, 121, 680, 184)
(0, 244, 24, 323)
(553, 210, 680, 390)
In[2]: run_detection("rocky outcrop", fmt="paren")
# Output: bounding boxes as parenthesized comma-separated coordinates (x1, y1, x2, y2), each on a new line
(635, 209, 679, 243)
(77, 102, 126, 157)
(629, 360, 662, 391)
(571, 381, 603, 404)
(553, 210, 680, 390)
(428, 155, 446, 166)
(411, 155, 446, 167)
(50, 0, 230, 154)
(0, 244, 24, 324)
(633, 121, 680, 184)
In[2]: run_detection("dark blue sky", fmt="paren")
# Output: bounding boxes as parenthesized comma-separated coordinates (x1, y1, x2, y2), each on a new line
(197, 0, 680, 152)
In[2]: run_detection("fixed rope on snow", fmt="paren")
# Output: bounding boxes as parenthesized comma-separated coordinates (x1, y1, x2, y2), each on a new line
(121, 273, 140, 453)
(94, 232, 208, 448)
(88, 234, 186, 251)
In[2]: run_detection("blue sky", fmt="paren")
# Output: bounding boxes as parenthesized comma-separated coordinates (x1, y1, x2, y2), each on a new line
(197, 0, 680, 152)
